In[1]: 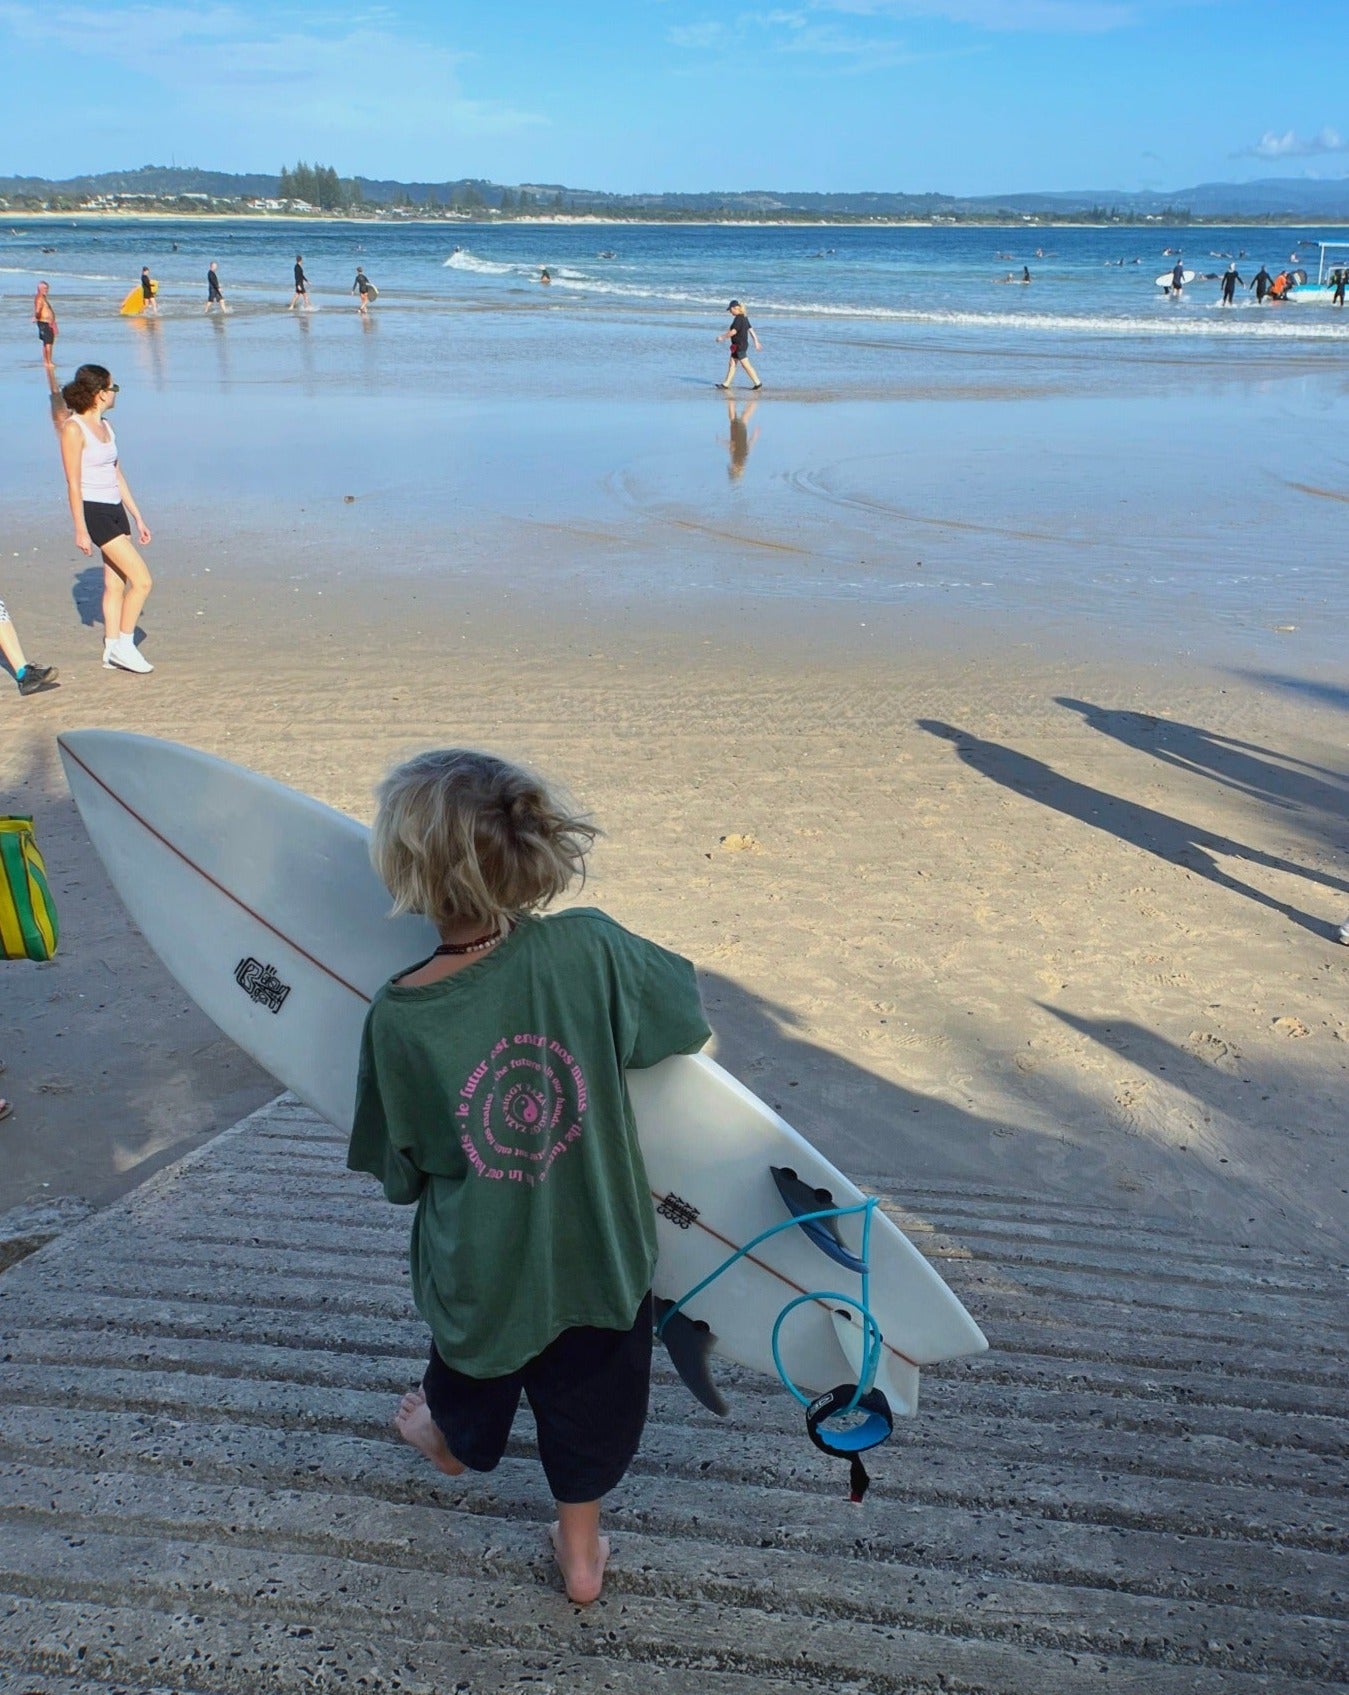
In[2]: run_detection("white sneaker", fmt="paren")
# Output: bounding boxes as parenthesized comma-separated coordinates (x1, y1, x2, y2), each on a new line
(105, 636, 153, 674)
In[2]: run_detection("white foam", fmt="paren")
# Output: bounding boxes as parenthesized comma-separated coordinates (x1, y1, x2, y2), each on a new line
(442, 250, 518, 276)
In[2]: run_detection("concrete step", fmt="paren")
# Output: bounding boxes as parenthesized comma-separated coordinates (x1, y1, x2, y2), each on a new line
(1, 1363, 1342, 1509)
(1, 1530, 1340, 1694)
(1, 1098, 1344, 1695)
(2, 1474, 1344, 1679)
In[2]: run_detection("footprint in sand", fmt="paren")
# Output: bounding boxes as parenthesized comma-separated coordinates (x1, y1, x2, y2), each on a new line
(1114, 1078, 1150, 1110)
(1185, 1032, 1241, 1068)
(1272, 1016, 1311, 1039)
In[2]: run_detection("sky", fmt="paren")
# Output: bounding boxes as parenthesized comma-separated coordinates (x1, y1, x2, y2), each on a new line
(0, 0, 1346, 196)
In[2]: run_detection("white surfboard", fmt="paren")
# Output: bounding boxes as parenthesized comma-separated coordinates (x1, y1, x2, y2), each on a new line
(1155, 269, 1196, 287)
(58, 731, 987, 1419)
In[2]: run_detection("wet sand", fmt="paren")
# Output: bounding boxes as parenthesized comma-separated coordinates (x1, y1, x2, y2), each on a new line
(1, 313, 1345, 1252)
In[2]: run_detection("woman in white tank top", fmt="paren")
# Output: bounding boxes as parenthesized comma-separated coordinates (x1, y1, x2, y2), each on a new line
(58, 363, 154, 674)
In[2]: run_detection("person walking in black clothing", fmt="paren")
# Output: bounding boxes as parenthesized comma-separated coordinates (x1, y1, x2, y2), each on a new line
(140, 266, 157, 315)
(1220, 262, 1243, 305)
(1250, 266, 1272, 303)
(352, 267, 374, 316)
(204, 261, 226, 314)
(1332, 268, 1347, 307)
(716, 300, 762, 390)
(289, 255, 310, 311)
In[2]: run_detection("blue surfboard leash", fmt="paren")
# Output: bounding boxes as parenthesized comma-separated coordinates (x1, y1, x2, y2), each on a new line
(656, 1193, 893, 1500)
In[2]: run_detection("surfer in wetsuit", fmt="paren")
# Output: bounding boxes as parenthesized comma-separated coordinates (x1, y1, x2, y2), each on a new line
(1170, 261, 1186, 295)
(289, 255, 310, 312)
(140, 266, 157, 315)
(349, 748, 709, 1607)
(352, 267, 373, 316)
(716, 300, 762, 391)
(1220, 262, 1243, 305)
(1332, 269, 1347, 307)
(204, 262, 225, 314)
(32, 281, 56, 366)
(1250, 266, 1272, 303)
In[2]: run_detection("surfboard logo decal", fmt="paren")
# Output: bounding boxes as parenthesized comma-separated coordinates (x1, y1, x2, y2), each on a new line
(235, 957, 293, 1013)
(657, 1193, 700, 1230)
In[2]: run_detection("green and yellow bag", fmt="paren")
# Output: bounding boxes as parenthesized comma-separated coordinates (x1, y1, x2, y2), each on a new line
(0, 816, 59, 961)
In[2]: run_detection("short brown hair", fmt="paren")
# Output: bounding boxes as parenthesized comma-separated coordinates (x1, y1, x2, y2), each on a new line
(371, 749, 598, 930)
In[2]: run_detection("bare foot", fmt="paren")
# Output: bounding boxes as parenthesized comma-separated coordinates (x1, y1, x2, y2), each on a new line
(549, 1521, 610, 1605)
(393, 1387, 465, 1476)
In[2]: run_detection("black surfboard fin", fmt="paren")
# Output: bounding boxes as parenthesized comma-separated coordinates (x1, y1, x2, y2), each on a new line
(771, 1166, 867, 1274)
(654, 1298, 728, 1416)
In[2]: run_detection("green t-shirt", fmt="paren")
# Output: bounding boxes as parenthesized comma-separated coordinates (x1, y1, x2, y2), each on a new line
(347, 908, 710, 1378)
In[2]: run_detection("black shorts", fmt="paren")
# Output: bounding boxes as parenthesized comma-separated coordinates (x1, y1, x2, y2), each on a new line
(84, 501, 131, 548)
(731, 346, 747, 362)
(37, 322, 55, 347)
(422, 1293, 653, 1504)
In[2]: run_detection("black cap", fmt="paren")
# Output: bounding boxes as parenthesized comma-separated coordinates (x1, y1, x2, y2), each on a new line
(727, 299, 741, 310)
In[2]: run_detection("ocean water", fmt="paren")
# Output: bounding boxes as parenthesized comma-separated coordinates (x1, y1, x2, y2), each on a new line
(1, 217, 1344, 666)
(4, 216, 1348, 341)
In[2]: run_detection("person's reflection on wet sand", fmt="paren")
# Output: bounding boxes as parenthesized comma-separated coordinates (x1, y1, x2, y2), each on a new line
(724, 394, 759, 482)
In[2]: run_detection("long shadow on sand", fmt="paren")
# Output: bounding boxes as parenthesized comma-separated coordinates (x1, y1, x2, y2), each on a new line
(917, 719, 1349, 941)
(1228, 670, 1349, 714)
(1055, 696, 1349, 818)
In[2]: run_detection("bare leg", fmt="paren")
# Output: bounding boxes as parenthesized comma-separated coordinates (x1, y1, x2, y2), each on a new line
(549, 1504, 609, 1605)
(0, 618, 28, 676)
(393, 1387, 466, 1477)
(100, 537, 152, 639)
(740, 356, 761, 387)
(717, 356, 736, 389)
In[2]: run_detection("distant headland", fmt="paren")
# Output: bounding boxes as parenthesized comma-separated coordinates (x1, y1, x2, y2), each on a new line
(4, 163, 1348, 224)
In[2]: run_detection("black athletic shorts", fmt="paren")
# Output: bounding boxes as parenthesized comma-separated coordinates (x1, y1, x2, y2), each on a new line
(422, 1292, 653, 1504)
(84, 501, 131, 548)
(37, 322, 54, 347)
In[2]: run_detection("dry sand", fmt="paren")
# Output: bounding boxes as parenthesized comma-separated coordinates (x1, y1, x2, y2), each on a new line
(3, 553, 1345, 1257)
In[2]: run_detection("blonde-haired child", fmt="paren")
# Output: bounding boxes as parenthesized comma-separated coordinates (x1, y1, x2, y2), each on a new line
(348, 749, 709, 1604)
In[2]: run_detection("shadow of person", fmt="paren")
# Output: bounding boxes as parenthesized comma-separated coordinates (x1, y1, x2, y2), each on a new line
(917, 719, 1348, 939)
(702, 967, 1049, 1194)
(1230, 670, 1349, 715)
(71, 567, 103, 628)
(1054, 697, 1348, 814)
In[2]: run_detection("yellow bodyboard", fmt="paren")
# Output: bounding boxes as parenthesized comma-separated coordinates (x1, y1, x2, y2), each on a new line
(119, 281, 157, 315)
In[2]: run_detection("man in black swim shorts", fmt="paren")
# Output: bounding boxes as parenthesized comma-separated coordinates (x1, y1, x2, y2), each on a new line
(32, 282, 56, 366)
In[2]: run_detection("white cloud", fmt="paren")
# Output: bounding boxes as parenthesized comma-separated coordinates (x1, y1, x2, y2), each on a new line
(819, 0, 1135, 31)
(0, 3, 546, 163)
(1237, 126, 1347, 161)
(667, 0, 1135, 65)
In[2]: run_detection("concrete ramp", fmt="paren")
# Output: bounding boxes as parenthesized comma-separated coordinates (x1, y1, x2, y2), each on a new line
(1, 1096, 1344, 1693)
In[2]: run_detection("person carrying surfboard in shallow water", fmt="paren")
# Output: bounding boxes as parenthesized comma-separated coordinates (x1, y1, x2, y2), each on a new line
(348, 750, 710, 1605)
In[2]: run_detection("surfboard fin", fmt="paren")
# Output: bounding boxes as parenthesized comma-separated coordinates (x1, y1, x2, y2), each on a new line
(771, 1166, 867, 1274)
(653, 1298, 728, 1416)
